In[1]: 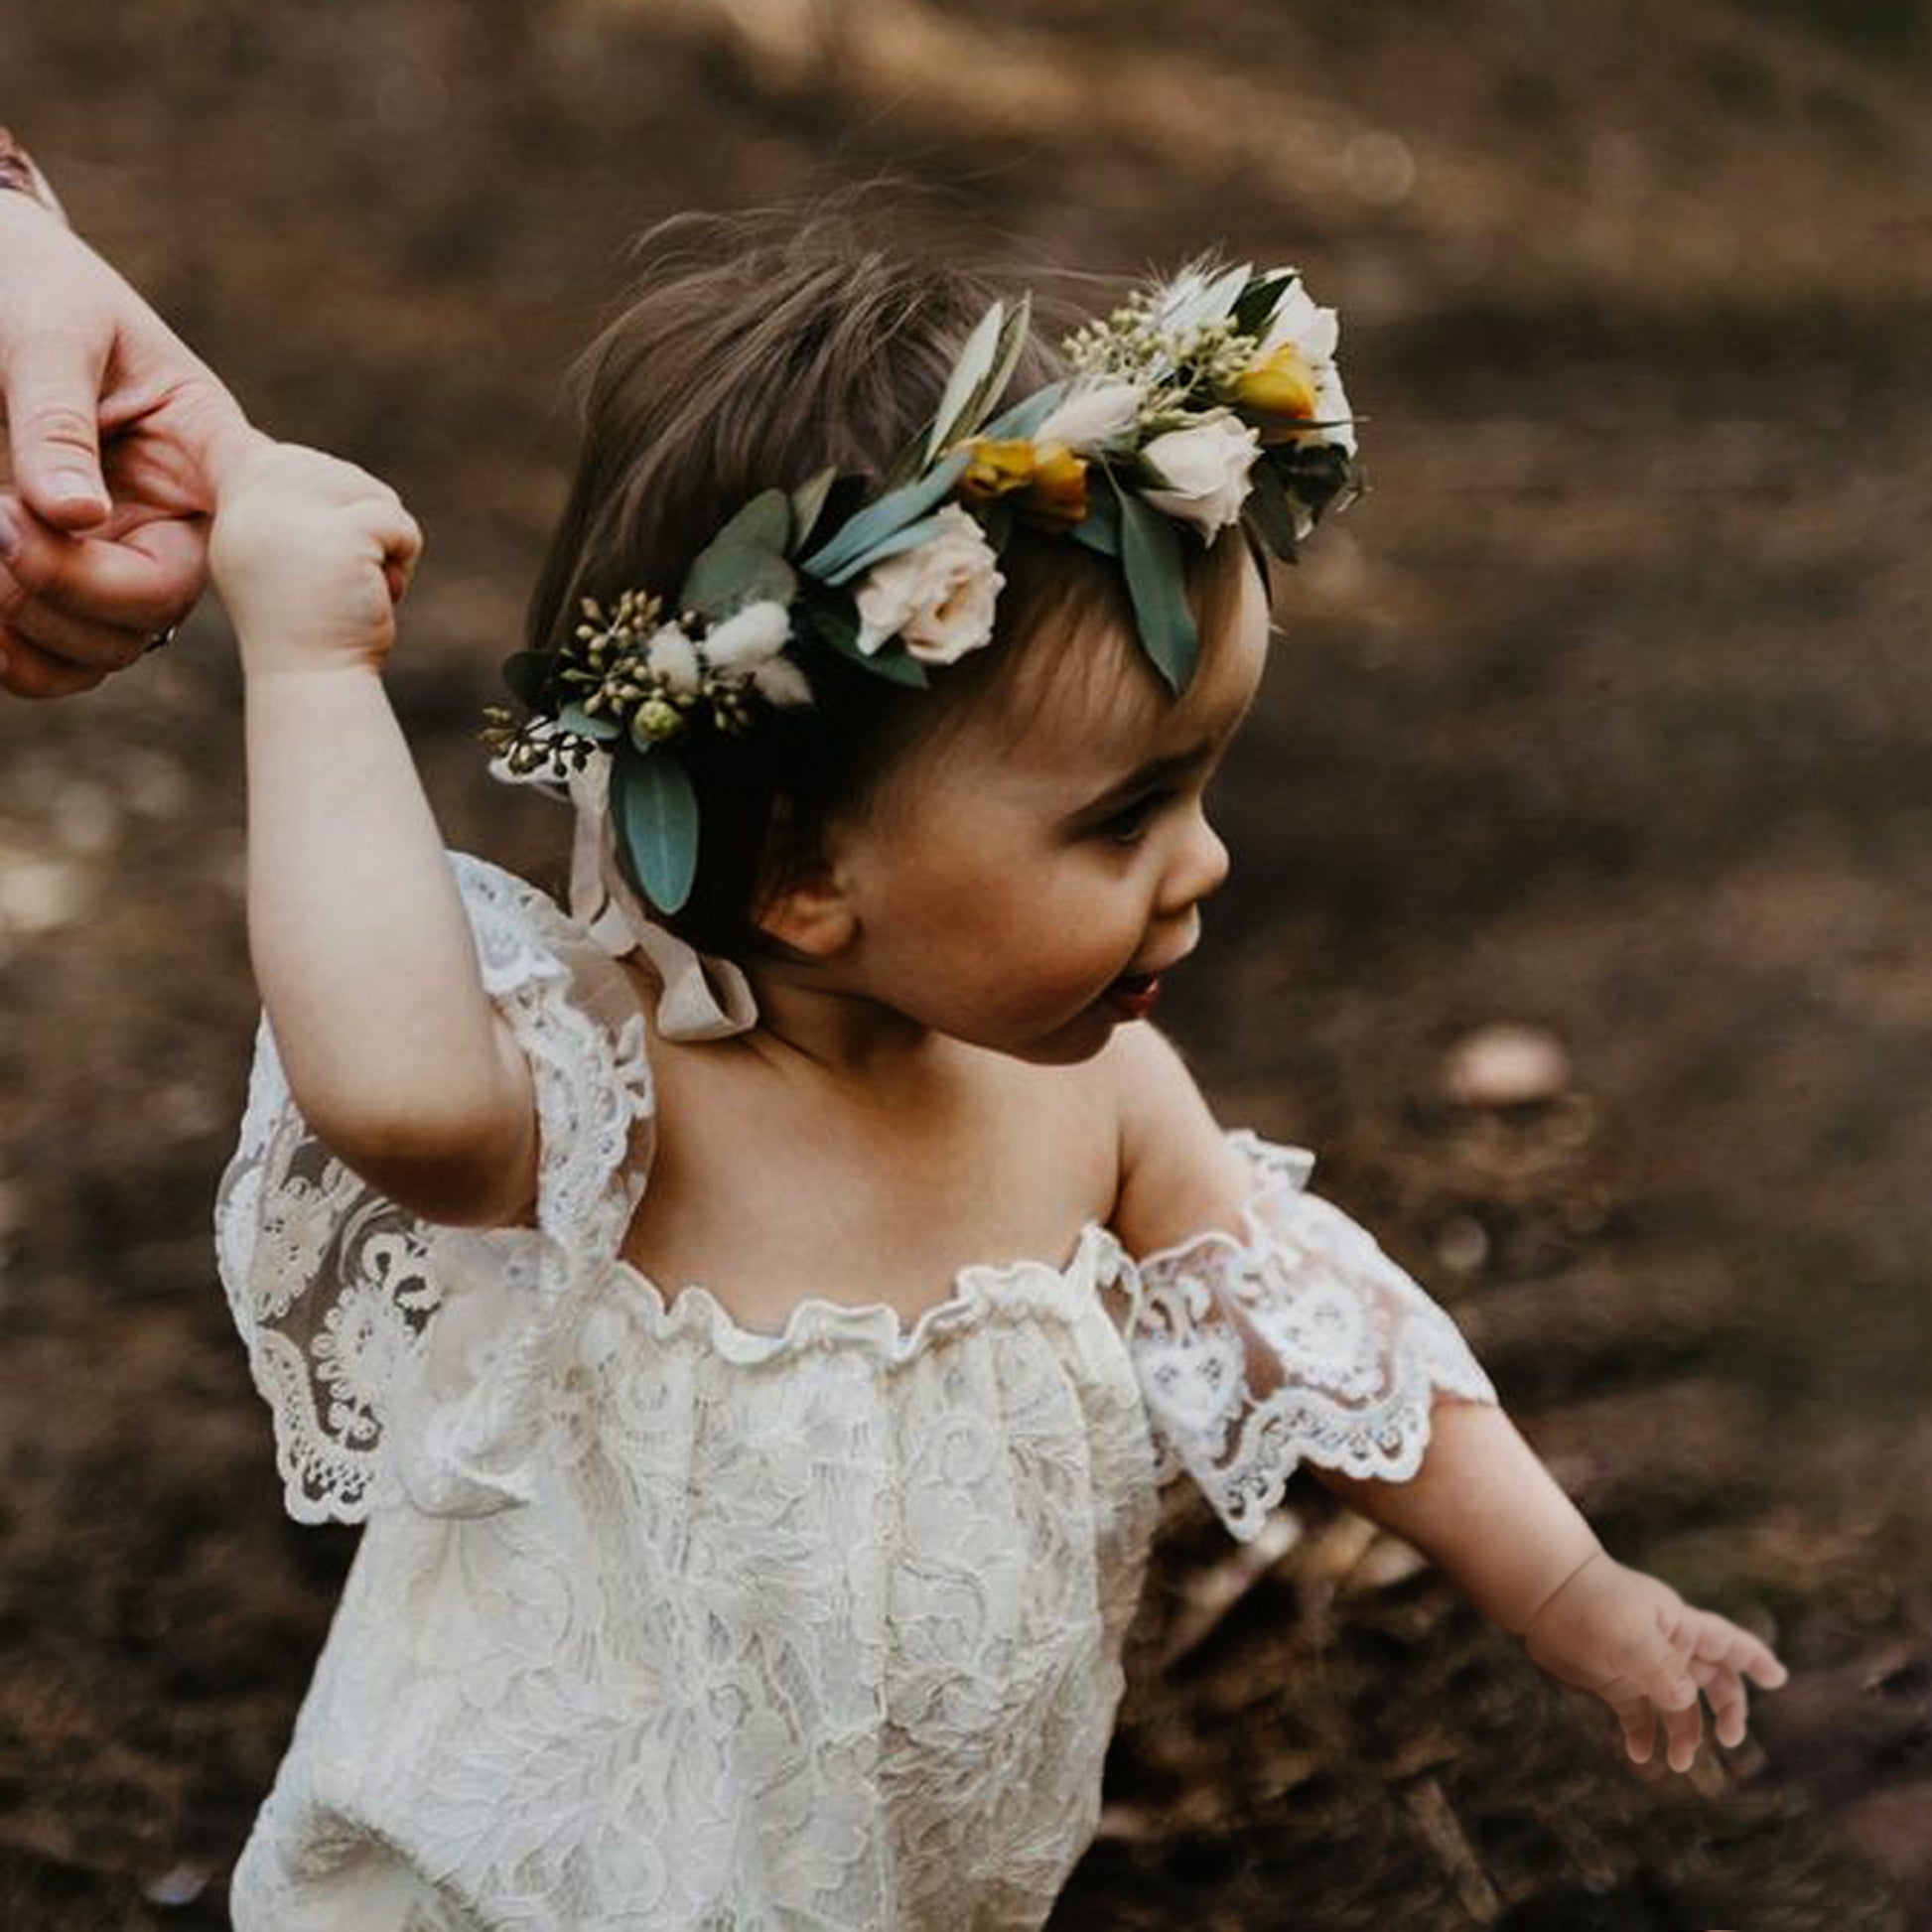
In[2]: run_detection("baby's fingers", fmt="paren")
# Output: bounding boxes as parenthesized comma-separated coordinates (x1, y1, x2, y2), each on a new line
(367, 496, 423, 606)
(1657, 1681, 1705, 1771)
(1691, 1613, 1787, 1747)
(1608, 1690, 1658, 1766)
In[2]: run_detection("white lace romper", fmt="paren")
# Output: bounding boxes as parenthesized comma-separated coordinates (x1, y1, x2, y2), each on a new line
(214, 850, 1495, 1932)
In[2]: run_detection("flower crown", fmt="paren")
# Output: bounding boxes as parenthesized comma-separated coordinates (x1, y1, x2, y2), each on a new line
(481, 256, 1358, 913)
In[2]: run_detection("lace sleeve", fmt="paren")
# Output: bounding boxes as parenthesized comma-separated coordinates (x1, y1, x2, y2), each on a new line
(1120, 1130, 1496, 1542)
(211, 850, 653, 1525)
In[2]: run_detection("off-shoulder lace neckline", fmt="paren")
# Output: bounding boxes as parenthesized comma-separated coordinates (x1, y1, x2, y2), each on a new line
(605, 1218, 1129, 1369)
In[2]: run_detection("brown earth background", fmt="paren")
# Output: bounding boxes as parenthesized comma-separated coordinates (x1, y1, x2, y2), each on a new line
(3, 1, 1932, 1926)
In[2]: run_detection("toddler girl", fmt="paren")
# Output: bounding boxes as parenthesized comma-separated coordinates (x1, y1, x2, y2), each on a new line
(207, 211, 1784, 1930)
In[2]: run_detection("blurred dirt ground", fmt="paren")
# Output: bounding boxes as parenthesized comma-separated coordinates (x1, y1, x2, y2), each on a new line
(3, 1, 1931, 1926)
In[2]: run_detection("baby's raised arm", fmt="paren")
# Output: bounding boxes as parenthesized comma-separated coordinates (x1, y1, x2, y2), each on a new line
(1105, 1022, 1785, 1773)
(210, 443, 538, 1226)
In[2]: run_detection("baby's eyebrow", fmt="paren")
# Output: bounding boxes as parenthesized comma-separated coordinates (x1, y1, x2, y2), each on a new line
(1076, 741, 1215, 814)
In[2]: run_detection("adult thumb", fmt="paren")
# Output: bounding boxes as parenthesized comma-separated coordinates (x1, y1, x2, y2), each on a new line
(5, 333, 109, 529)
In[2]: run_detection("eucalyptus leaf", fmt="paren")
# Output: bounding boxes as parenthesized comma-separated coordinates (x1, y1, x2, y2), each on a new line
(678, 487, 794, 616)
(681, 542, 798, 621)
(1117, 481, 1197, 694)
(821, 510, 957, 587)
(1067, 481, 1122, 558)
(612, 747, 700, 914)
(558, 700, 621, 741)
(788, 466, 840, 552)
(923, 300, 1007, 465)
(801, 449, 969, 581)
(808, 605, 930, 686)
(943, 293, 1034, 457)
(977, 378, 1070, 447)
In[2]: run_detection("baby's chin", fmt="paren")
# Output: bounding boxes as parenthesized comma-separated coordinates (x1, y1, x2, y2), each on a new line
(947, 1001, 1132, 1068)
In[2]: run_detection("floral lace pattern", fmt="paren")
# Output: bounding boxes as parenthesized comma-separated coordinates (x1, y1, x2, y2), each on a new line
(214, 853, 1492, 1928)
(212, 850, 653, 1522)
(1121, 1129, 1496, 1541)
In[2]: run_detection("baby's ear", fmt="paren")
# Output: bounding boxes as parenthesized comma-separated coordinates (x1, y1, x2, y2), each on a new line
(749, 809, 857, 960)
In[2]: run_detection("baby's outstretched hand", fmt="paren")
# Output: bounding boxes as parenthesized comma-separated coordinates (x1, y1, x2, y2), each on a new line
(209, 442, 421, 674)
(1521, 1552, 1787, 1772)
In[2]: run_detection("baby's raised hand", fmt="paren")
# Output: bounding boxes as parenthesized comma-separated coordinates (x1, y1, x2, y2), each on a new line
(1521, 1552, 1787, 1772)
(209, 442, 421, 675)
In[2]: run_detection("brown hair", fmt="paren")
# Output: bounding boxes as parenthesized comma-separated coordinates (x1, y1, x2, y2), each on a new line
(527, 198, 1253, 959)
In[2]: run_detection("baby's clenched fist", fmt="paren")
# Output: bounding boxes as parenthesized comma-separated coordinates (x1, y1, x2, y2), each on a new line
(210, 443, 421, 674)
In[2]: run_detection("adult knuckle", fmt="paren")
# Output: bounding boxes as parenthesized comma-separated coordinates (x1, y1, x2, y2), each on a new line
(20, 397, 97, 458)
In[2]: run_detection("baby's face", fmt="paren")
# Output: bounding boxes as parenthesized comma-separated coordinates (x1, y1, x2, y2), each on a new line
(829, 552, 1271, 1063)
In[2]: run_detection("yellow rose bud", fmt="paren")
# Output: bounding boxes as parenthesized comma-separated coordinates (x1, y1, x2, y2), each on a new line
(959, 438, 1042, 502)
(1235, 343, 1320, 434)
(1017, 444, 1089, 531)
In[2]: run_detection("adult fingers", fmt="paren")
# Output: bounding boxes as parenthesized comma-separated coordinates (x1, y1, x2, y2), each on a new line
(0, 498, 205, 635)
(3, 331, 110, 530)
(0, 560, 148, 673)
(0, 629, 110, 699)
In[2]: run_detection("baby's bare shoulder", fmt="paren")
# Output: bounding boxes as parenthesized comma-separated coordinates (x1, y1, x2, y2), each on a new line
(1091, 1024, 1253, 1255)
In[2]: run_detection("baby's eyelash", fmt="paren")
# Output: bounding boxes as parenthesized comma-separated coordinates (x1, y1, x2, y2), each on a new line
(1102, 791, 1171, 843)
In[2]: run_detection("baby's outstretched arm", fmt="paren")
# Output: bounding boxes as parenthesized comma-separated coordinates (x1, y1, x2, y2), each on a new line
(1319, 1405, 1786, 1771)
(210, 442, 538, 1225)
(1106, 1022, 1786, 1772)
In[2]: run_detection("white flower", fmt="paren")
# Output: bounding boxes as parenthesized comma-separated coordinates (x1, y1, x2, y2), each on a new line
(644, 622, 702, 696)
(1140, 412, 1262, 538)
(1034, 378, 1145, 452)
(750, 656, 812, 709)
(700, 599, 790, 669)
(1257, 276, 1354, 456)
(853, 504, 1005, 665)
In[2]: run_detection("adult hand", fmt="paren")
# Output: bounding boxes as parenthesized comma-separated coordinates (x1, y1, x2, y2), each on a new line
(0, 188, 265, 698)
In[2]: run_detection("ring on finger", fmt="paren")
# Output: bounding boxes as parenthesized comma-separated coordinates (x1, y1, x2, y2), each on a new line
(143, 624, 179, 654)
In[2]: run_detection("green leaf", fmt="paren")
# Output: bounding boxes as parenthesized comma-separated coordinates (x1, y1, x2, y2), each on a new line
(978, 499, 1014, 554)
(821, 510, 956, 587)
(923, 300, 1007, 465)
(1067, 479, 1122, 558)
(1243, 459, 1302, 562)
(558, 700, 621, 741)
(1116, 481, 1196, 694)
(788, 467, 841, 552)
(612, 747, 700, 913)
(501, 649, 554, 708)
(678, 487, 796, 618)
(801, 449, 970, 582)
(977, 377, 1070, 446)
(808, 603, 930, 686)
(1232, 270, 1294, 339)
(952, 295, 1035, 452)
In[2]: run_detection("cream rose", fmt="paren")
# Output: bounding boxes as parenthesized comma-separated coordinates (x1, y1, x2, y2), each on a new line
(853, 504, 1005, 664)
(1139, 413, 1261, 538)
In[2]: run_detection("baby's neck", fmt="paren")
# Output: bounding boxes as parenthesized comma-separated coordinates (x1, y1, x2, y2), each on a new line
(739, 959, 951, 1091)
